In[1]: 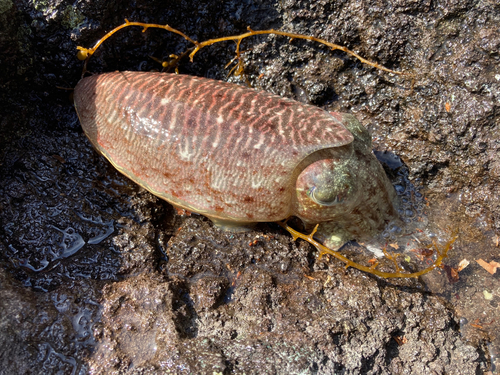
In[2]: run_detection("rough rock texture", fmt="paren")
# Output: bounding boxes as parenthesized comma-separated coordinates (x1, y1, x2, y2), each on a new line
(89, 233, 482, 374)
(0, 0, 498, 374)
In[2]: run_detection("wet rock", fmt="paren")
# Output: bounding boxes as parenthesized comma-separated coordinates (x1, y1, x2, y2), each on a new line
(89, 273, 227, 374)
(0, 267, 40, 373)
(0, 0, 497, 373)
(83, 225, 484, 373)
(0, 266, 101, 374)
(190, 276, 229, 312)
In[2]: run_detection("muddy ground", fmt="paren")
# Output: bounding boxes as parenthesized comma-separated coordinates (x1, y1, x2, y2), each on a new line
(0, 0, 499, 374)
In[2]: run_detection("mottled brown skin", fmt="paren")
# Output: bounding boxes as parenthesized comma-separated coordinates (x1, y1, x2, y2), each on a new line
(74, 71, 397, 249)
(295, 113, 398, 248)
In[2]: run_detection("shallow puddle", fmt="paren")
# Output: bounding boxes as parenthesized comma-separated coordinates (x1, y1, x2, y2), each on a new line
(419, 196, 500, 373)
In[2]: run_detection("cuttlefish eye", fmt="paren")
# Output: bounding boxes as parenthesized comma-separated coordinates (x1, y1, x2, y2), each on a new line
(296, 158, 360, 222)
(307, 183, 352, 206)
(297, 158, 358, 209)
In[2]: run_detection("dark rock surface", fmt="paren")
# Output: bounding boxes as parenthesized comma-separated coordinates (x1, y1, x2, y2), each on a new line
(0, 0, 498, 373)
